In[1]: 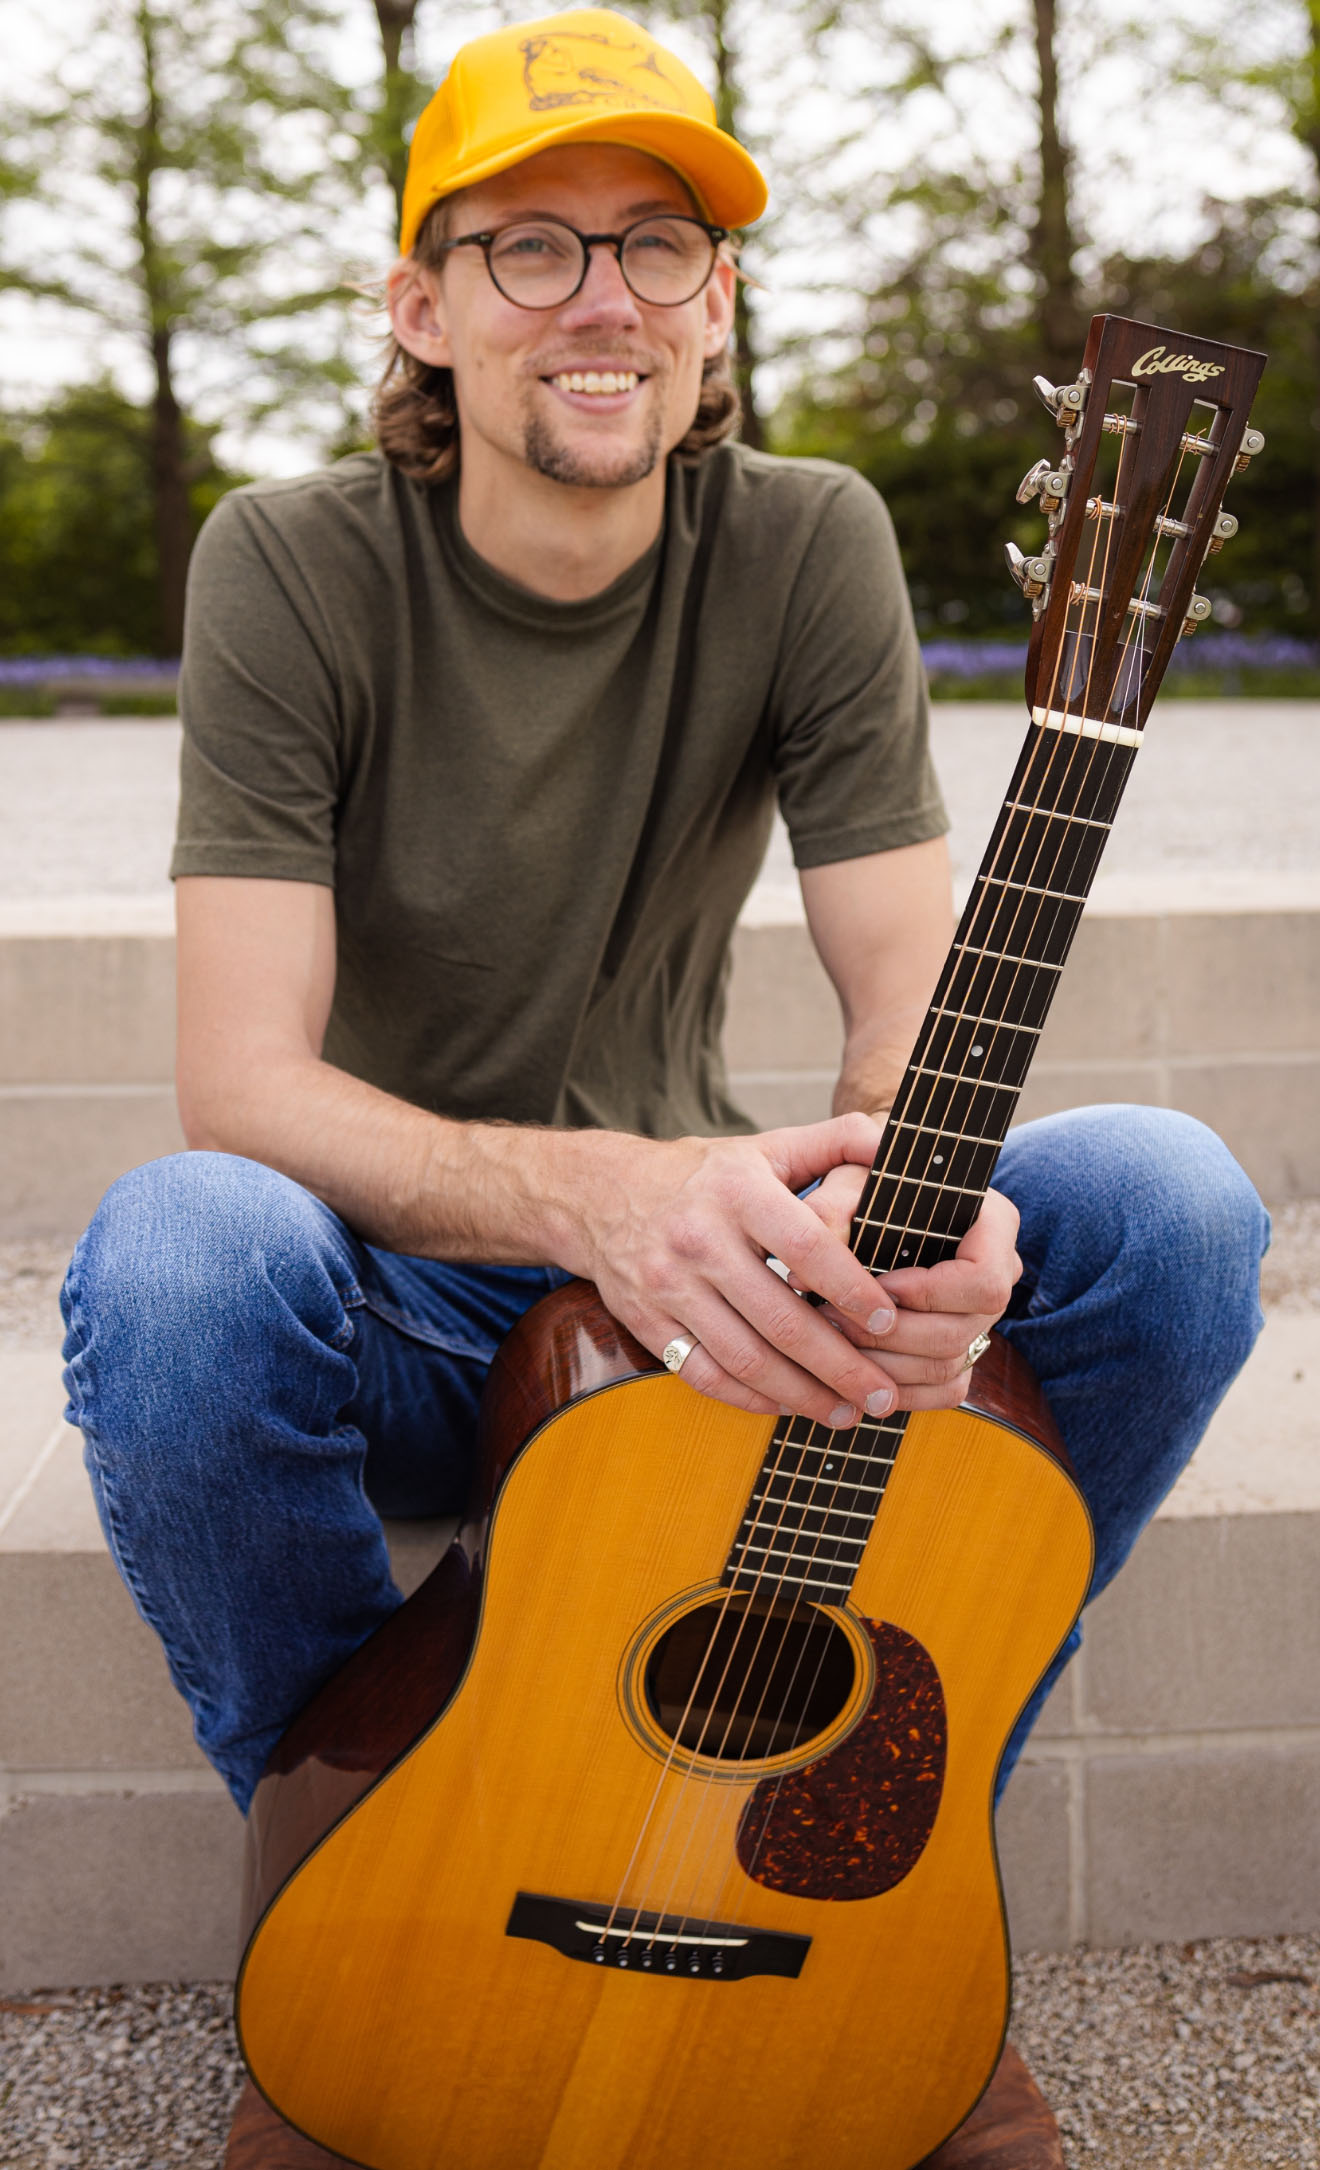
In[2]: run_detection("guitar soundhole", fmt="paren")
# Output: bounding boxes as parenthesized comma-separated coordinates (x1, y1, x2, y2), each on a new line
(644, 1596, 856, 1761)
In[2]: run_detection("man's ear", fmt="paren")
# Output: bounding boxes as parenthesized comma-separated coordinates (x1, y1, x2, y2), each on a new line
(702, 252, 737, 359)
(387, 260, 453, 368)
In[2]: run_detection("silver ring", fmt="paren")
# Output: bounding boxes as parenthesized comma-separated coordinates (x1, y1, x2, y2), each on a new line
(662, 1334, 697, 1376)
(966, 1330, 993, 1366)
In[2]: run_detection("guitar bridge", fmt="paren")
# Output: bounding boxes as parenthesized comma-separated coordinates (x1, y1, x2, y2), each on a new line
(505, 1892, 810, 1980)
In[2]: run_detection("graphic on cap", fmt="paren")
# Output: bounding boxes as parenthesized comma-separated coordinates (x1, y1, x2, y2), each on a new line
(521, 27, 688, 113)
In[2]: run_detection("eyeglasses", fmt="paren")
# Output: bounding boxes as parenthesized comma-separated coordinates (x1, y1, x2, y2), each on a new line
(432, 214, 728, 310)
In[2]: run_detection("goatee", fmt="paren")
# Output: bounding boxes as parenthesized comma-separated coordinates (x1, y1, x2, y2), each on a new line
(522, 407, 665, 488)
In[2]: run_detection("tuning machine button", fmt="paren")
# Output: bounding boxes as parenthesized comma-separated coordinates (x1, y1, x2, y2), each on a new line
(1234, 426, 1265, 474)
(1005, 540, 1052, 602)
(1032, 373, 1088, 424)
(1204, 511, 1239, 558)
(1181, 593, 1213, 637)
(1016, 459, 1070, 515)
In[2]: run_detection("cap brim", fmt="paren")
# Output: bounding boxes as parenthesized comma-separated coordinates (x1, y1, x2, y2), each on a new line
(402, 110, 767, 252)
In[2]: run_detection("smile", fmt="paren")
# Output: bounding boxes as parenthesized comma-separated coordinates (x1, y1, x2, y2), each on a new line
(548, 370, 641, 395)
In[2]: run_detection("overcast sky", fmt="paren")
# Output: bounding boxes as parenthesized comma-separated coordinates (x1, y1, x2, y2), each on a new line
(0, 0, 1310, 473)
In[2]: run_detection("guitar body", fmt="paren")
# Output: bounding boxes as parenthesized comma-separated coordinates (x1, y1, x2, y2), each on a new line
(237, 1283, 1092, 2170)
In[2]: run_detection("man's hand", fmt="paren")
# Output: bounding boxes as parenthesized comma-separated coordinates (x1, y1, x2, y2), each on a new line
(560, 1114, 1018, 1432)
(564, 1115, 899, 1429)
(794, 1163, 1022, 1410)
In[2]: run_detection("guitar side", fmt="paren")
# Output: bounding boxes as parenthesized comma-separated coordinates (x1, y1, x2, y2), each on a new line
(236, 1282, 1092, 2170)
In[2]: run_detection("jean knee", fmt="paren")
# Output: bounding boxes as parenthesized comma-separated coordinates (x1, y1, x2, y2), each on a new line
(62, 1153, 358, 1457)
(1004, 1104, 1267, 1378)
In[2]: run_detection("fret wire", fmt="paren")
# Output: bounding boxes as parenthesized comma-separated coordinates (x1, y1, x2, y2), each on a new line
(979, 877, 1089, 903)
(909, 1064, 1023, 1089)
(954, 944, 1065, 972)
(853, 1211, 976, 1238)
(737, 1538, 865, 1559)
(885, 1118, 1006, 1151)
(865, 1172, 987, 1199)
(727, 1567, 852, 1595)
(932, 1007, 1043, 1036)
(747, 1499, 878, 1522)
(1005, 799, 1112, 831)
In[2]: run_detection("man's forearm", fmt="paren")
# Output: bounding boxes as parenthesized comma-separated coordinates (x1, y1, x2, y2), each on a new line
(831, 1009, 928, 1124)
(180, 1046, 623, 1271)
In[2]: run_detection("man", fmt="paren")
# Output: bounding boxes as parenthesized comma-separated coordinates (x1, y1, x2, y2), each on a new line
(62, 10, 1267, 2166)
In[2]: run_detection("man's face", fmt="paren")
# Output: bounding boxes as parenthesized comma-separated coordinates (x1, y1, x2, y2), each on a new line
(390, 144, 736, 493)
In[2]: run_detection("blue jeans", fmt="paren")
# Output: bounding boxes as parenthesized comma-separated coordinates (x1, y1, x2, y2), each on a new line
(61, 1107, 1268, 1814)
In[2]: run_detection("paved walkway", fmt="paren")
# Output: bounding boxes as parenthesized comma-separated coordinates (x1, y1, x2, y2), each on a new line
(1, 703, 1317, 928)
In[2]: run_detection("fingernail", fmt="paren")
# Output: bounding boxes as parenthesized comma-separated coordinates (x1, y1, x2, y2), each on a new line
(866, 1387, 894, 1417)
(827, 1402, 858, 1428)
(868, 1305, 896, 1334)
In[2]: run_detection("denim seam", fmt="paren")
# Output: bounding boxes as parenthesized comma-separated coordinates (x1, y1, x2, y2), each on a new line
(354, 1289, 496, 1363)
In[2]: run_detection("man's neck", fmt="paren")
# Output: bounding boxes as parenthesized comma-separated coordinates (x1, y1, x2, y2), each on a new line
(456, 456, 667, 602)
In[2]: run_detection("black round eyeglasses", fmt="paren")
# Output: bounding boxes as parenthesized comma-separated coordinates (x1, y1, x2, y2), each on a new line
(431, 214, 728, 310)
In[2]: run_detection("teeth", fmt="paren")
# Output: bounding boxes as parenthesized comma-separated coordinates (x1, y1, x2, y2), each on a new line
(551, 371, 639, 395)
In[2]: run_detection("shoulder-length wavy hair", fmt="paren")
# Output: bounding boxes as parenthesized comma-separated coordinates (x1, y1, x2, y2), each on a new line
(373, 202, 743, 486)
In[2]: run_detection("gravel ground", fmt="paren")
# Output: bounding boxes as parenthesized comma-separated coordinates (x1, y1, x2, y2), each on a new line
(1, 1934, 1316, 2168)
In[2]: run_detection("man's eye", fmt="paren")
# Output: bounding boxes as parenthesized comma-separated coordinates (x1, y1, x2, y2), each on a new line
(497, 228, 572, 260)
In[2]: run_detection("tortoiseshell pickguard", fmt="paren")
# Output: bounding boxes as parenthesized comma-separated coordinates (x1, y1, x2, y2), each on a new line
(735, 1618, 946, 1900)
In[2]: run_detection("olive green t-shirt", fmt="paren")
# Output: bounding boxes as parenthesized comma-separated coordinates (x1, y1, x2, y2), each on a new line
(172, 442, 947, 1137)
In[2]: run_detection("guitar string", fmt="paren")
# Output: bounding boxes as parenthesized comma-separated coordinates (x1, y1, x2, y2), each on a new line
(602, 372, 1208, 1959)
(691, 382, 1207, 1933)
(614, 381, 1143, 1952)
(630, 416, 1135, 1952)
(692, 424, 1139, 1921)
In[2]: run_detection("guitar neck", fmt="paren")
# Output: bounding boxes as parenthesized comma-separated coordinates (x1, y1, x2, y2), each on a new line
(723, 311, 1265, 1609)
(850, 713, 1135, 1274)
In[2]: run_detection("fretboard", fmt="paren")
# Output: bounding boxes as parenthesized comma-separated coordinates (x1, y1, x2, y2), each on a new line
(723, 711, 1138, 1606)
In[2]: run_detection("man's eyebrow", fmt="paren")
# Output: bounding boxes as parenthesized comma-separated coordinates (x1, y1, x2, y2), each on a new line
(492, 198, 694, 221)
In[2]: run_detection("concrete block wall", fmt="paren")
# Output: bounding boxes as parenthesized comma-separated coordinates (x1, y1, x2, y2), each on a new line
(725, 897, 1320, 1201)
(2, 1314, 1317, 1990)
(2, 889, 1319, 1234)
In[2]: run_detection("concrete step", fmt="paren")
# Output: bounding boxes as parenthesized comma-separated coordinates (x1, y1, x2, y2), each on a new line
(2, 1313, 1318, 1990)
(2, 703, 1319, 1232)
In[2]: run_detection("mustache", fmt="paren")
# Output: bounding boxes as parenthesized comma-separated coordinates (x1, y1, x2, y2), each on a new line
(528, 351, 663, 375)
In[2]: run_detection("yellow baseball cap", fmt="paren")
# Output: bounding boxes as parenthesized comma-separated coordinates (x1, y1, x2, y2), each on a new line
(399, 7, 768, 254)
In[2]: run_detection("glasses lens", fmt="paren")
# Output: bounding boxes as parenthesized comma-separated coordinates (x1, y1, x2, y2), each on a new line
(486, 221, 585, 307)
(621, 217, 716, 304)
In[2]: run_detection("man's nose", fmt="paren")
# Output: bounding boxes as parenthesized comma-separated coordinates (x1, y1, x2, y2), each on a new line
(560, 241, 643, 323)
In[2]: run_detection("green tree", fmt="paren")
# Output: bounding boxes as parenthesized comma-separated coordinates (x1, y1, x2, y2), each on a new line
(0, 0, 369, 654)
(0, 382, 243, 656)
(366, 0, 432, 233)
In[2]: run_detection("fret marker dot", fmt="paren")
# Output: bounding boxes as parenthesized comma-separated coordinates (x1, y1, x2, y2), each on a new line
(901, 1248, 911, 1259)
(971, 1044, 985, 1057)
(824, 1461, 835, 1472)
(933, 1154, 944, 1165)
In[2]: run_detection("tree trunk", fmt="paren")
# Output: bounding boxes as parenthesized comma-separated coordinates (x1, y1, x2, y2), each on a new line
(132, 3, 191, 656)
(373, 0, 422, 233)
(151, 328, 191, 656)
(707, 0, 764, 447)
(1028, 0, 1082, 382)
(1300, 0, 1320, 638)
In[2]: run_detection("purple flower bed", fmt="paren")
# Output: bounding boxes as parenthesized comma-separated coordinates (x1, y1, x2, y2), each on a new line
(0, 656, 179, 683)
(921, 633, 1318, 678)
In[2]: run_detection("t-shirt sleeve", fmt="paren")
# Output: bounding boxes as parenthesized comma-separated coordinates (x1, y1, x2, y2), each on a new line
(768, 468, 948, 869)
(170, 490, 342, 885)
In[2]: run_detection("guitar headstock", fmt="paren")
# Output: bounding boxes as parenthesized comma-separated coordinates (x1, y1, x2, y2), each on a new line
(1007, 315, 1266, 732)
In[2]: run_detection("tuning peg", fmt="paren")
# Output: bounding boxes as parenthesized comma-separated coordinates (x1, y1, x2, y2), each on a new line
(1016, 459, 1070, 514)
(1204, 511, 1239, 557)
(1033, 373, 1087, 422)
(1005, 540, 1051, 600)
(1233, 426, 1265, 475)
(1181, 594, 1213, 637)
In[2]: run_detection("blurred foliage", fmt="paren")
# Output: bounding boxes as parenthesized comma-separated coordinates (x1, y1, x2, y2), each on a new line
(0, 383, 244, 656)
(775, 194, 1318, 634)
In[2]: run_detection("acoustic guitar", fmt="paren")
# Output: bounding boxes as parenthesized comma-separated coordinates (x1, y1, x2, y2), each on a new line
(234, 315, 1265, 2169)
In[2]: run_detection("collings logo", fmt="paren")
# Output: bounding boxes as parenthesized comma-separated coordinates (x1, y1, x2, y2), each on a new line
(1132, 344, 1224, 387)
